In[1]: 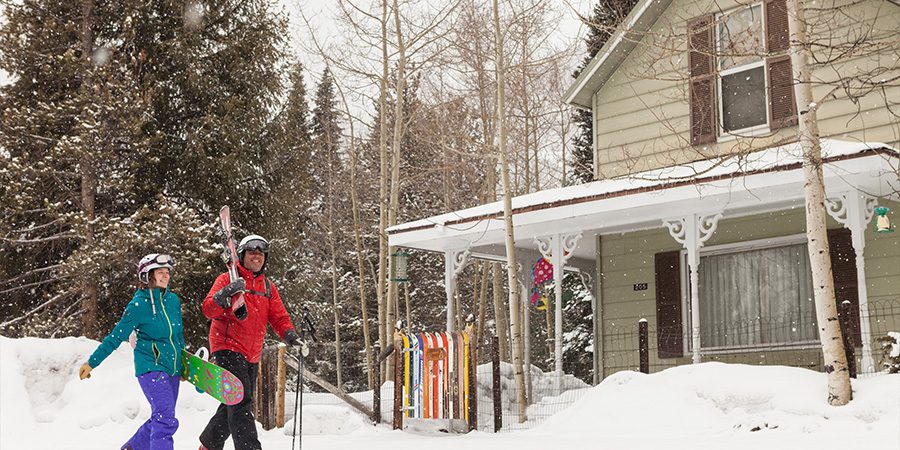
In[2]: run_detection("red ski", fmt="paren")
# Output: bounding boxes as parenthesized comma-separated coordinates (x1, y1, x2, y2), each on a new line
(219, 206, 247, 320)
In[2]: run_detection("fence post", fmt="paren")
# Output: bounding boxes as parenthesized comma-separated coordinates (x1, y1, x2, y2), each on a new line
(392, 335, 403, 430)
(373, 344, 381, 425)
(840, 301, 857, 379)
(639, 319, 649, 374)
(468, 330, 477, 432)
(492, 335, 501, 433)
(254, 346, 277, 430)
(276, 345, 286, 428)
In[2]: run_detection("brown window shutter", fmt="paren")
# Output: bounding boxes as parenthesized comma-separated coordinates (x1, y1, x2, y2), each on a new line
(827, 228, 861, 345)
(690, 76, 717, 145)
(655, 251, 683, 358)
(767, 55, 797, 129)
(765, 0, 790, 54)
(688, 15, 714, 77)
(688, 15, 716, 145)
(765, 0, 795, 130)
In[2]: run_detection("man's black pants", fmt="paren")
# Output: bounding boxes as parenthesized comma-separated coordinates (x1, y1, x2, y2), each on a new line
(199, 350, 261, 450)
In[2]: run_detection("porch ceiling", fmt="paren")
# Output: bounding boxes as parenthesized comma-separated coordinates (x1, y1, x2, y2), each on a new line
(388, 140, 899, 262)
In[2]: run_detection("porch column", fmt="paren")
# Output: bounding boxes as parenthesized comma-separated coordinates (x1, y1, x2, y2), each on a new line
(825, 191, 877, 373)
(663, 213, 722, 364)
(444, 249, 470, 332)
(535, 232, 582, 393)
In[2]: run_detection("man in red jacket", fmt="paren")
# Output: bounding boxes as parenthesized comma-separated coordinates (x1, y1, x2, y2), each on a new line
(199, 234, 302, 450)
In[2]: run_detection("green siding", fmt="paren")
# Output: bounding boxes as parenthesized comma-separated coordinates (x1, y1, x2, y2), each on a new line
(590, 0, 900, 179)
(596, 204, 900, 379)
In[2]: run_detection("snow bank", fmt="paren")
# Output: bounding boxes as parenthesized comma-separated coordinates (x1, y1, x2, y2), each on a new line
(1, 336, 898, 450)
(472, 360, 590, 429)
(536, 362, 899, 447)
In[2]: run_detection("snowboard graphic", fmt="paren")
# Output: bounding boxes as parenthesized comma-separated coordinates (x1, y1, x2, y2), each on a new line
(181, 349, 244, 405)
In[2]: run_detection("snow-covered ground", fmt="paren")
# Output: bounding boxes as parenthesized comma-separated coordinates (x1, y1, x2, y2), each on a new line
(1, 336, 897, 450)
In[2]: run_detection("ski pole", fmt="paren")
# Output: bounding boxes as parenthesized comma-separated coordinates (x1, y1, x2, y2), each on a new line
(291, 342, 308, 450)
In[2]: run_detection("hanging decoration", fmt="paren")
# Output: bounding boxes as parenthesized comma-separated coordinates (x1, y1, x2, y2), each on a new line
(874, 206, 893, 233)
(530, 257, 553, 310)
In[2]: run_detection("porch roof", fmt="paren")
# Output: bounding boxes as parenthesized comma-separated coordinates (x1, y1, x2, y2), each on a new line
(387, 140, 899, 261)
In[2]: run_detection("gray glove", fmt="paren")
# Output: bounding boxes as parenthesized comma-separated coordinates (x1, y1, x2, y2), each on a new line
(213, 279, 246, 309)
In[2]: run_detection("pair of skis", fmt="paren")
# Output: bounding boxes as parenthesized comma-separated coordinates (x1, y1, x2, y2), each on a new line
(218, 206, 247, 320)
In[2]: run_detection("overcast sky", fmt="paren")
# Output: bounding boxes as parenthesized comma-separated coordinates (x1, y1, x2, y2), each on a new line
(281, 0, 595, 131)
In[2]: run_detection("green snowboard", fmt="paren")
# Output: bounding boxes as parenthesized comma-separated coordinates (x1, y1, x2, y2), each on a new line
(181, 349, 245, 405)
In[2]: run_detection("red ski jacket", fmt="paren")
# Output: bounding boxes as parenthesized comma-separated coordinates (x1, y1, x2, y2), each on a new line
(203, 264, 295, 363)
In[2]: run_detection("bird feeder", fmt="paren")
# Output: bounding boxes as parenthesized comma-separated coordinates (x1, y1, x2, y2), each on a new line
(874, 206, 893, 233)
(390, 249, 410, 283)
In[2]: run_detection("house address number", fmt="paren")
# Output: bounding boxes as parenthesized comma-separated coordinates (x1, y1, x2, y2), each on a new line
(633, 283, 648, 291)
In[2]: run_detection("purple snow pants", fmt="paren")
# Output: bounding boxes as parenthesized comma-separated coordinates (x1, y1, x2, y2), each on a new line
(122, 371, 180, 450)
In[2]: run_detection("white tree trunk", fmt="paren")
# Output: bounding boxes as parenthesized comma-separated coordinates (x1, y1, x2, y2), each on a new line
(385, 0, 408, 381)
(493, 0, 527, 421)
(377, 0, 390, 381)
(788, 0, 851, 406)
(347, 127, 374, 389)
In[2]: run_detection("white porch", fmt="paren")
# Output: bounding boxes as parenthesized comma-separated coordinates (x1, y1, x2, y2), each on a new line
(387, 140, 899, 385)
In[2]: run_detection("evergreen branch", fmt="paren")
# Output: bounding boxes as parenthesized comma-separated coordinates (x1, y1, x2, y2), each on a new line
(0, 277, 62, 295)
(9, 219, 65, 235)
(0, 234, 80, 244)
(50, 300, 82, 338)
(0, 264, 61, 287)
(0, 290, 76, 329)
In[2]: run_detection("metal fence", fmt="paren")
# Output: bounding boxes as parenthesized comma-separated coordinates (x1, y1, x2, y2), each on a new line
(604, 298, 900, 378)
(294, 298, 899, 432)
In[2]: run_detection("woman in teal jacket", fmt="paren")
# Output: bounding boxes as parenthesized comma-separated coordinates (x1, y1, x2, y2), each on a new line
(79, 253, 186, 450)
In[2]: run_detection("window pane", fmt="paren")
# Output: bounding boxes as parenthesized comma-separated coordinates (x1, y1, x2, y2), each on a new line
(718, 5, 763, 70)
(698, 243, 818, 350)
(721, 66, 767, 132)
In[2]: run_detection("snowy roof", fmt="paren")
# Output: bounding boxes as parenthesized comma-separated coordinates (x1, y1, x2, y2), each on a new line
(388, 140, 898, 257)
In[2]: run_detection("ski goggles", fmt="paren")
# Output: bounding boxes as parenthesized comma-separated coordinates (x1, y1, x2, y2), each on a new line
(138, 254, 176, 272)
(241, 239, 268, 253)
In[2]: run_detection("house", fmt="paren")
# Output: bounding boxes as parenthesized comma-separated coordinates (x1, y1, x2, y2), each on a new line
(388, 0, 900, 386)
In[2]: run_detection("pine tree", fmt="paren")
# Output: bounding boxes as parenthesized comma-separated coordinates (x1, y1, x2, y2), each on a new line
(0, 0, 160, 337)
(310, 69, 349, 386)
(571, 0, 639, 184)
(0, 0, 289, 344)
(263, 62, 314, 310)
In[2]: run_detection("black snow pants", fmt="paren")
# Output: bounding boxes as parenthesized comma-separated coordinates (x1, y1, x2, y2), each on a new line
(199, 350, 261, 450)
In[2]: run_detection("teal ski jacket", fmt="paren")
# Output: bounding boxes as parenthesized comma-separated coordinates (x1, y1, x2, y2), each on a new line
(88, 288, 186, 376)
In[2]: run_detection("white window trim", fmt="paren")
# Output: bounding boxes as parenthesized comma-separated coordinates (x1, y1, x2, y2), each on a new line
(715, 3, 770, 141)
(682, 233, 818, 355)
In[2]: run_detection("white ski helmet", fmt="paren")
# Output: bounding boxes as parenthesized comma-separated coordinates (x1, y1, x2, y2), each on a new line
(137, 253, 175, 284)
(237, 234, 269, 270)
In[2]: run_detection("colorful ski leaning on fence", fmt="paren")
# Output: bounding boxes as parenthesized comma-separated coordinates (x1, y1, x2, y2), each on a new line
(395, 330, 474, 421)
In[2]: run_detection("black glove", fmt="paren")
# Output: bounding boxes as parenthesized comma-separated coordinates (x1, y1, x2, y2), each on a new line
(213, 279, 246, 309)
(284, 329, 302, 347)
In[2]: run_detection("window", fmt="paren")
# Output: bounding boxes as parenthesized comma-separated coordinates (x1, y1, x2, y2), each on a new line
(686, 237, 820, 352)
(687, 0, 796, 146)
(655, 228, 859, 358)
(716, 4, 768, 135)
